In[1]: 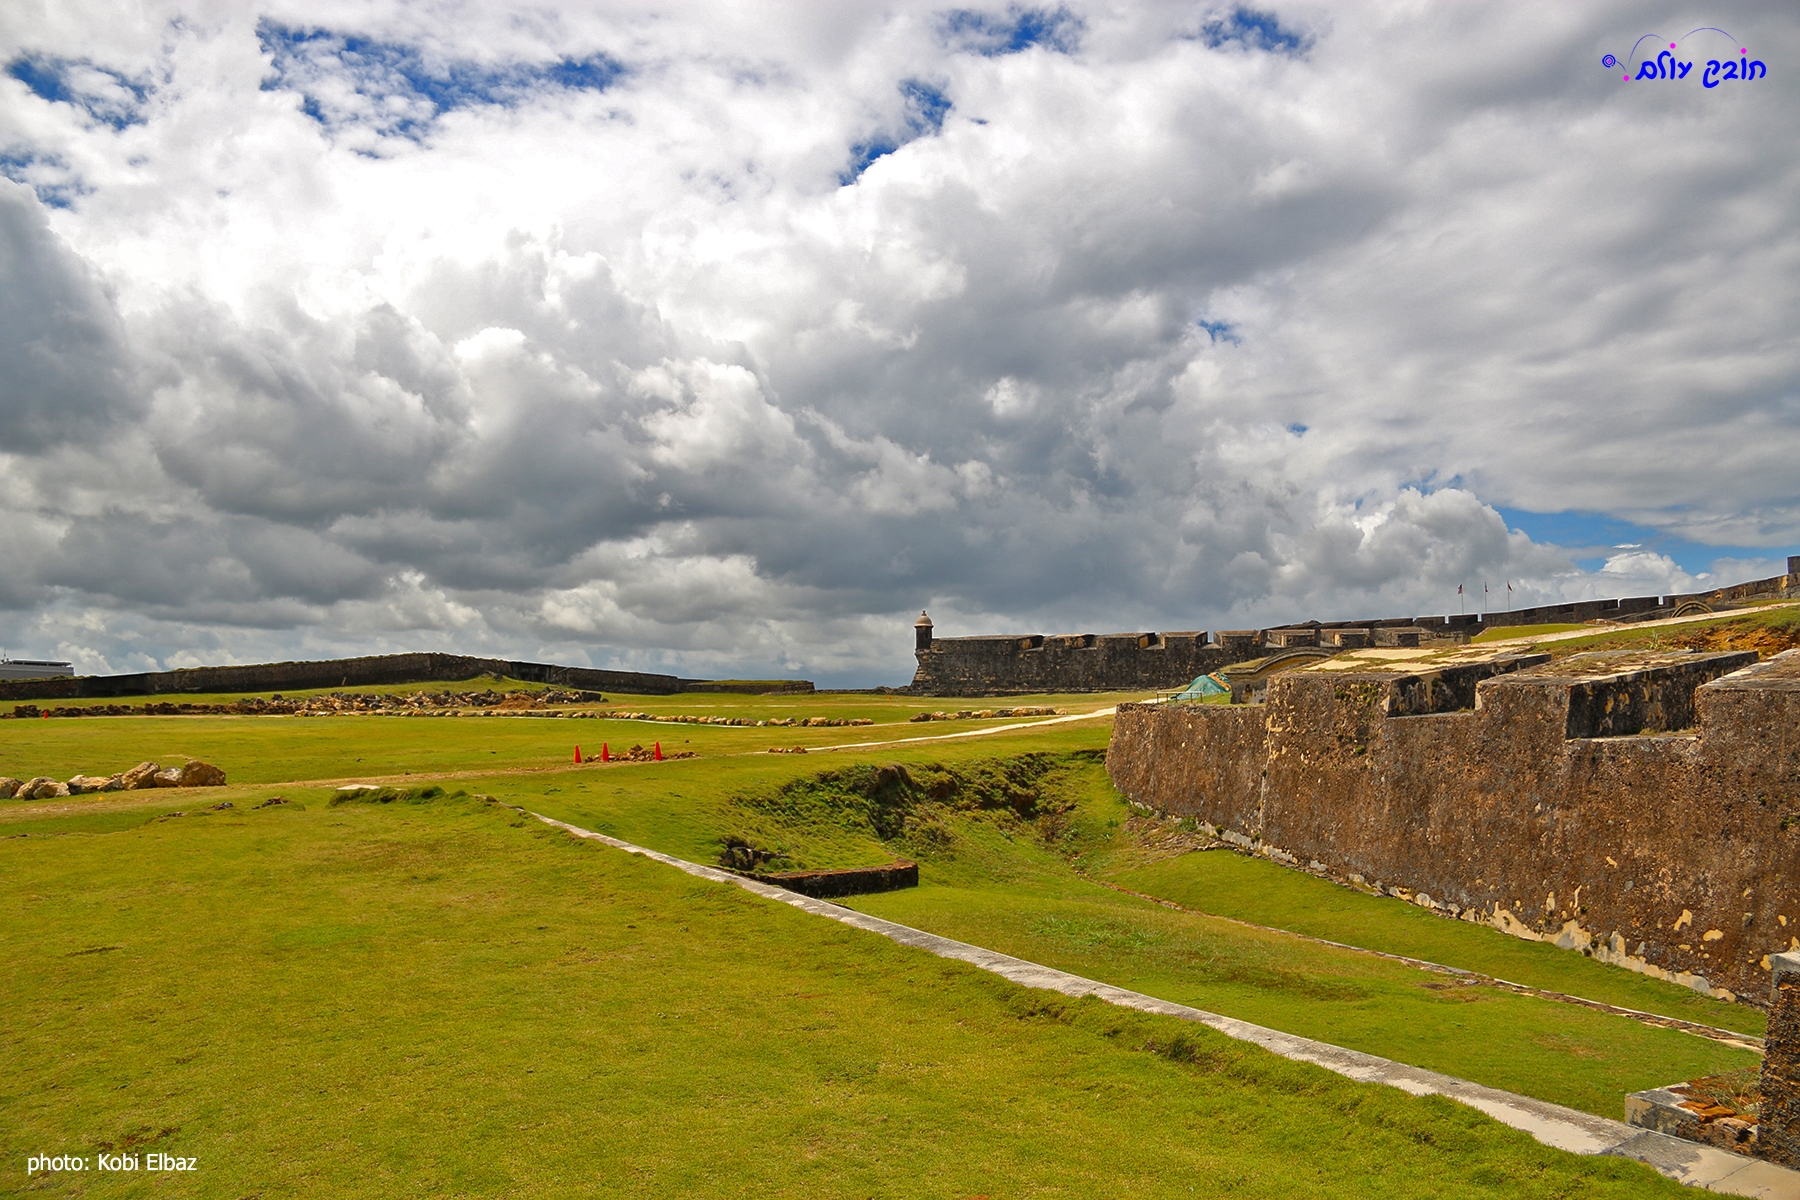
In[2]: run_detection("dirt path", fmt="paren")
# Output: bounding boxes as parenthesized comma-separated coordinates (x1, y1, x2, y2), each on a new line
(801, 706, 1117, 753)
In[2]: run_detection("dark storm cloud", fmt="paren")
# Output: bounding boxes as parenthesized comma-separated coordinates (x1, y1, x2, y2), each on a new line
(0, 182, 141, 450)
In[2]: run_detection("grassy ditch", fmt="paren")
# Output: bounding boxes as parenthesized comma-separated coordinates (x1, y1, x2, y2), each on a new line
(1103, 848, 1765, 1037)
(516, 744, 1764, 1117)
(1, 787, 1686, 1198)
(829, 758, 1761, 1119)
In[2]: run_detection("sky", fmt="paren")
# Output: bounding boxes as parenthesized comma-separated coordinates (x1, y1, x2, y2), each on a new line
(0, 1, 1795, 687)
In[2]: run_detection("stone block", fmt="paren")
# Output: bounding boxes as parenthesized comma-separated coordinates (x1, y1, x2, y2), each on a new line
(177, 760, 227, 787)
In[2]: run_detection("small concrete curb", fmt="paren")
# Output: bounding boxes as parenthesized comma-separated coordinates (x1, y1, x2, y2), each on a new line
(532, 812, 1800, 1197)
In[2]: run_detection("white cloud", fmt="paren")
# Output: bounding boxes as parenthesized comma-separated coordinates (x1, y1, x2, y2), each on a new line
(0, 1, 1794, 685)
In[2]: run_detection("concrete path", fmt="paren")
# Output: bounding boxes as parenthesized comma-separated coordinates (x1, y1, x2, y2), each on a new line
(1479, 602, 1800, 647)
(529, 810, 1800, 1197)
(805, 706, 1117, 753)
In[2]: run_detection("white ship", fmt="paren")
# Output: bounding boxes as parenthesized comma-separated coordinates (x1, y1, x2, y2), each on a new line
(0, 654, 74, 681)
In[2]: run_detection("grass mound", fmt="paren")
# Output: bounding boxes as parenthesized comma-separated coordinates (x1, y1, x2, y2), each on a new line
(327, 783, 470, 806)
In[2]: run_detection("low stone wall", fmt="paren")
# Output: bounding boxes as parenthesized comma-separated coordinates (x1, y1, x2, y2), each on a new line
(754, 860, 919, 899)
(1107, 648, 1800, 1000)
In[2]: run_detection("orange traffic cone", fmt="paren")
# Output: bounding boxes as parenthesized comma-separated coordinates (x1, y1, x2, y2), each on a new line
(601, 743, 609, 762)
(654, 741, 663, 761)
(574, 745, 582, 764)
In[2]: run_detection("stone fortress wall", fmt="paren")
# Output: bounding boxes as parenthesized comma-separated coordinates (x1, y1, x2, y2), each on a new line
(0, 652, 814, 703)
(1107, 644, 1800, 1002)
(910, 559, 1800, 696)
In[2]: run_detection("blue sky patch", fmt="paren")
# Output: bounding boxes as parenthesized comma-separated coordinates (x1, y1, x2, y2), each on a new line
(1196, 7, 1312, 57)
(840, 79, 952, 186)
(5, 54, 151, 130)
(941, 6, 1084, 56)
(257, 21, 624, 142)
(0, 149, 91, 208)
(1496, 507, 1796, 576)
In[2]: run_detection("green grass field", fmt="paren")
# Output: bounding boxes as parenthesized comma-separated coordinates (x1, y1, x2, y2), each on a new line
(0, 684, 1767, 1195)
(3, 788, 1687, 1199)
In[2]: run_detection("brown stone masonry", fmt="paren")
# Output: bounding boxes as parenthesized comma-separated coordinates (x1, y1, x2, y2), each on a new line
(1762, 954, 1800, 1164)
(1107, 647, 1800, 1000)
(911, 631, 1262, 696)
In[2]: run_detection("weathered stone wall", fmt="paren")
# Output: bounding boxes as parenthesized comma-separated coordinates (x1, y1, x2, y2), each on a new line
(913, 564, 1799, 695)
(755, 860, 920, 899)
(910, 632, 1262, 696)
(1107, 648, 1800, 1000)
(1761, 955, 1800, 1164)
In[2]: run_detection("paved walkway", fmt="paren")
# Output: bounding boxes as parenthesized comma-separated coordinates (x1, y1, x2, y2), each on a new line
(529, 810, 1800, 1197)
(1478, 601, 1800, 647)
(804, 706, 1118, 753)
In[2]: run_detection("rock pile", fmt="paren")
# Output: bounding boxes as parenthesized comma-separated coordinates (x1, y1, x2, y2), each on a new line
(909, 706, 1062, 722)
(588, 711, 874, 727)
(1, 760, 227, 799)
(603, 744, 698, 763)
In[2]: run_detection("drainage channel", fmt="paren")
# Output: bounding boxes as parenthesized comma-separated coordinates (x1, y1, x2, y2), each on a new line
(527, 808, 1800, 1198)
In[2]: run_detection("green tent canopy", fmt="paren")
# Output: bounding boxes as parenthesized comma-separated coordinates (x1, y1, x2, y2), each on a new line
(1173, 673, 1228, 700)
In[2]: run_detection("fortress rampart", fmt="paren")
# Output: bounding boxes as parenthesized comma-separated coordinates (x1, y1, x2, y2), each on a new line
(910, 560, 1800, 696)
(1106, 646, 1800, 1001)
(0, 652, 814, 703)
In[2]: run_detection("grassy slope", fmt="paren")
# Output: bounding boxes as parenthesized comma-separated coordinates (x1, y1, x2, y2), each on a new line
(1, 794, 1682, 1199)
(1106, 850, 1766, 1036)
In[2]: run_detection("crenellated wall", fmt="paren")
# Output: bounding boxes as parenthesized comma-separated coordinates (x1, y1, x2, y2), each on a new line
(1107, 648, 1800, 1001)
